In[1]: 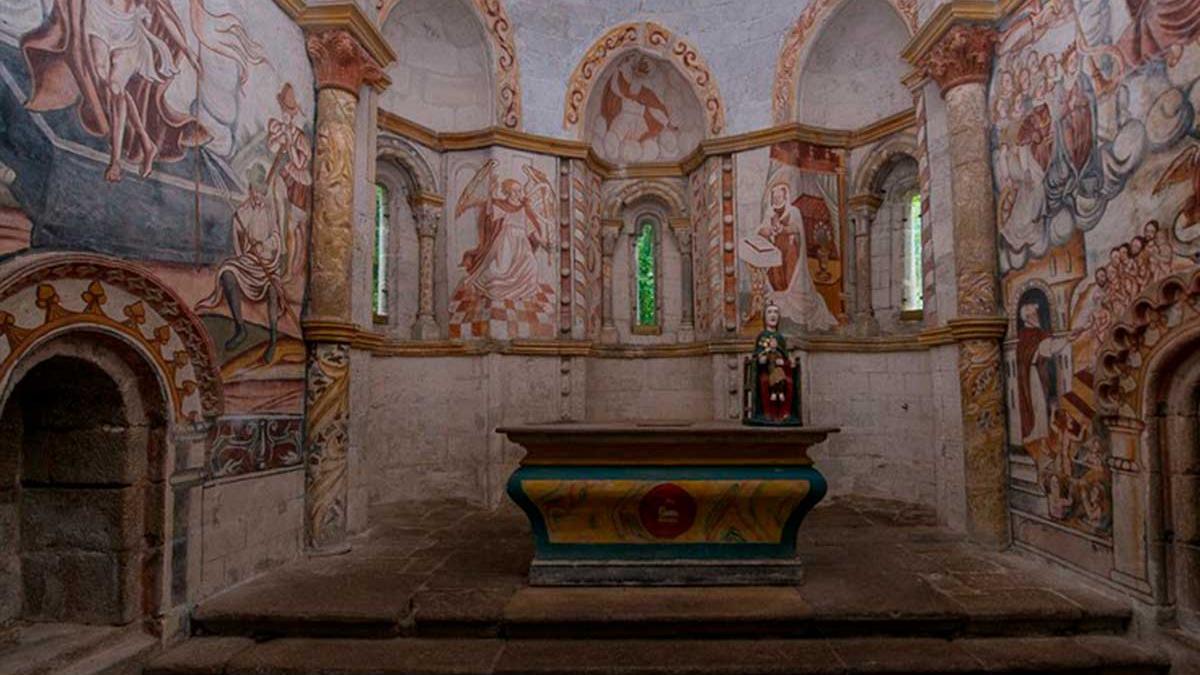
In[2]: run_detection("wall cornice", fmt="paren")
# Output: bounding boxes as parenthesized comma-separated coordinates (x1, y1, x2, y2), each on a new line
(340, 326, 960, 358)
(272, 0, 396, 70)
(378, 108, 917, 178)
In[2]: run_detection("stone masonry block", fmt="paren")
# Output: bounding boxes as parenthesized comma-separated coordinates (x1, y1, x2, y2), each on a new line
(20, 486, 142, 552)
(21, 548, 139, 625)
(22, 427, 147, 485)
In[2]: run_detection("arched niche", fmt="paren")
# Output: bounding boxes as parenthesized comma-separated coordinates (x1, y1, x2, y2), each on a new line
(0, 331, 169, 628)
(380, 0, 495, 132)
(794, 0, 913, 130)
(583, 51, 707, 165)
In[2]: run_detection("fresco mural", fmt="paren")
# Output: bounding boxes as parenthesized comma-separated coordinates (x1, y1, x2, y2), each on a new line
(738, 141, 844, 335)
(0, 0, 314, 416)
(447, 152, 558, 340)
(994, 0, 1200, 537)
(584, 52, 705, 165)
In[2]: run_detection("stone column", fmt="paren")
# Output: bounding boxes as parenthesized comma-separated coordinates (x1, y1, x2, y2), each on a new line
(921, 25, 1009, 546)
(669, 218, 695, 342)
(600, 219, 621, 344)
(847, 195, 881, 335)
(411, 201, 442, 340)
(302, 30, 386, 554)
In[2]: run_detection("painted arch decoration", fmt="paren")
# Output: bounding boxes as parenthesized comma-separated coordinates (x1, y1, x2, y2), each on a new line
(0, 254, 224, 424)
(771, 0, 917, 125)
(563, 22, 726, 142)
(377, 0, 522, 130)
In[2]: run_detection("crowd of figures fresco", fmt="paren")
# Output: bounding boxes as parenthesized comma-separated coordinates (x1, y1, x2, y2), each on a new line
(0, 0, 313, 420)
(993, 0, 1200, 536)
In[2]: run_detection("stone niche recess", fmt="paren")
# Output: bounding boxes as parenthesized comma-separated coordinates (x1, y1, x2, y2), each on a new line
(0, 334, 166, 626)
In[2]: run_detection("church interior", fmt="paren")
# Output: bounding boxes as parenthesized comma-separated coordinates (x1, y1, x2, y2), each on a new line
(0, 0, 1199, 672)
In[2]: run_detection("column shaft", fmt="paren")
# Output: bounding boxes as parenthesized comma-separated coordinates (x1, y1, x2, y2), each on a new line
(302, 30, 385, 554)
(922, 25, 1009, 546)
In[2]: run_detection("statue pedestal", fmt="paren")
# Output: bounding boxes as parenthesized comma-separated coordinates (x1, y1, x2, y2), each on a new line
(498, 422, 836, 586)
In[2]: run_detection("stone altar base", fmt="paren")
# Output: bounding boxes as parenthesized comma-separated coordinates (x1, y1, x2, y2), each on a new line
(498, 422, 836, 586)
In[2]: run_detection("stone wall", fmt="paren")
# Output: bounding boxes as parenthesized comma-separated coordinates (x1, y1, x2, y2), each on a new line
(361, 349, 958, 521)
(198, 469, 304, 600)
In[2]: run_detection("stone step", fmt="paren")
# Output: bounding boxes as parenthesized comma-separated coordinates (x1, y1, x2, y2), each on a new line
(143, 635, 1172, 674)
(192, 585, 1132, 641)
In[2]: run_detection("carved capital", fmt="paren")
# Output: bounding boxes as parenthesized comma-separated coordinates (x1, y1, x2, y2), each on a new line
(669, 221, 694, 255)
(600, 220, 622, 257)
(921, 25, 996, 96)
(415, 206, 442, 239)
(306, 29, 388, 96)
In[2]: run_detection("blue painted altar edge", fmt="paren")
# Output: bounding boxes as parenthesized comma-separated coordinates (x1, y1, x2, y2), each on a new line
(506, 464, 828, 562)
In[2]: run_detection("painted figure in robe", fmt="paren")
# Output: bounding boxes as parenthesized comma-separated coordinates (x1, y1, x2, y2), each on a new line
(598, 55, 680, 163)
(744, 302, 802, 426)
(454, 160, 555, 304)
(195, 84, 308, 364)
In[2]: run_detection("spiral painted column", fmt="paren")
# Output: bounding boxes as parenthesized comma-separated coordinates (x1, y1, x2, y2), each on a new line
(303, 30, 386, 553)
(920, 25, 1009, 546)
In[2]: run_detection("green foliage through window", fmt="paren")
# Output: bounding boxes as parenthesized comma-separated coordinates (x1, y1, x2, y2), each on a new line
(905, 194, 923, 311)
(635, 220, 657, 327)
(373, 183, 390, 319)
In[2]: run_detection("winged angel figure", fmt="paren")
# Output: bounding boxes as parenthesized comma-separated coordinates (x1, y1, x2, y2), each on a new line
(453, 160, 555, 304)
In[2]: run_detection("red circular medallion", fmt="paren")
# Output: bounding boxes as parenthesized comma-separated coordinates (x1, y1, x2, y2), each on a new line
(638, 483, 697, 539)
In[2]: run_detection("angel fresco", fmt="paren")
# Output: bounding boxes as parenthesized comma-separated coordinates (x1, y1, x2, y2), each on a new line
(452, 160, 555, 308)
(19, 0, 265, 183)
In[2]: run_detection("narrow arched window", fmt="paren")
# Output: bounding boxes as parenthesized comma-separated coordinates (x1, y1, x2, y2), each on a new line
(634, 217, 658, 330)
(903, 193, 923, 311)
(373, 183, 390, 322)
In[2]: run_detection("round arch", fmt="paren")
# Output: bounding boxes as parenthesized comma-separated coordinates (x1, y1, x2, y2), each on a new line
(379, 0, 522, 129)
(602, 179, 689, 221)
(563, 21, 725, 139)
(771, 0, 917, 125)
(377, 134, 441, 199)
(0, 254, 223, 425)
(853, 134, 919, 197)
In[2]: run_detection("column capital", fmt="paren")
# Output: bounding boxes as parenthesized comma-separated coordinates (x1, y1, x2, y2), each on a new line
(414, 204, 442, 239)
(600, 220, 622, 256)
(306, 29, 389, 96)
(668, 220, 694, 253)
(920, 24, 997, 96)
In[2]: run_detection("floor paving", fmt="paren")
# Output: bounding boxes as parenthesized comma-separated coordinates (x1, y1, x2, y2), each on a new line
(191, 495, 1134, 641)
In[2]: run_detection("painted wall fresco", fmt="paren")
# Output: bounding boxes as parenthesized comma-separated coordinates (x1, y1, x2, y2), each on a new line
(584, 52, 705, 165)
(446, 151, 558, 340)
(0, 1, 313, 421)
(993, 0, 1200, 538)
(737, 141, 845, 335)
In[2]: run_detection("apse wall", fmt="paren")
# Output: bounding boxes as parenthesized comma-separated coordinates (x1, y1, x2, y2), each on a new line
(985, 0, 1200, 598)
(359, 351, 942, 513)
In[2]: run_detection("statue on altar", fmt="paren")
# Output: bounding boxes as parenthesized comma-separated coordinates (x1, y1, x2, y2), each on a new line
(744, 302, 802, 426)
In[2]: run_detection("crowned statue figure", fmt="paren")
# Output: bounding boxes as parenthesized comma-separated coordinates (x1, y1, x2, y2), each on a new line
(744, 302, 802, 426)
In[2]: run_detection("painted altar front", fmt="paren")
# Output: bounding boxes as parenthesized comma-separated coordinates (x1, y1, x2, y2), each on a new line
(499, 422, 836, 586)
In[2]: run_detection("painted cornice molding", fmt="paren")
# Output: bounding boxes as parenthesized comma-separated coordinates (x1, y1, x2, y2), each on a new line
(272, 0, 396, 70)
(378, 108, 917, 179)
(338, 326, 951, 358)
(901, 1, 1002, 66)
(946, 316, 1008, 341)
